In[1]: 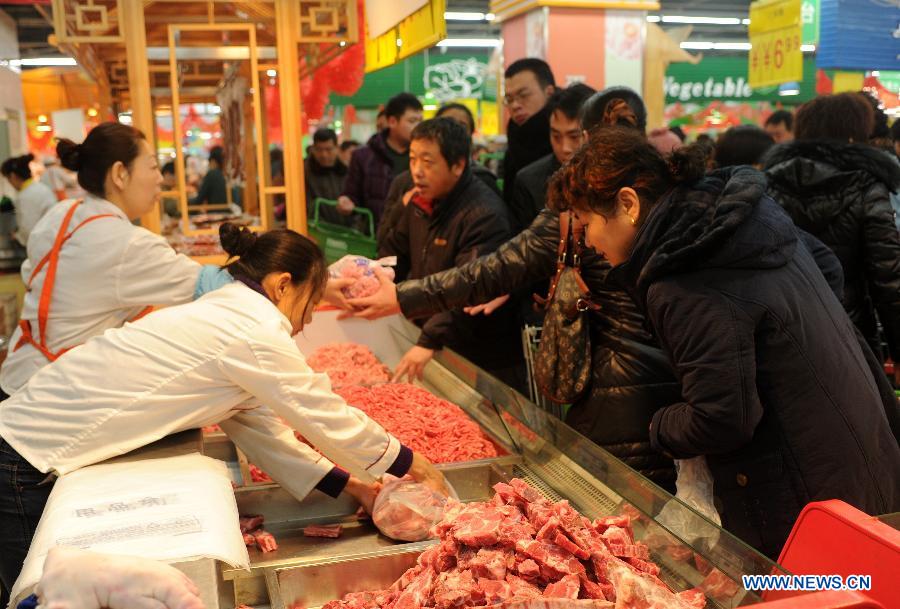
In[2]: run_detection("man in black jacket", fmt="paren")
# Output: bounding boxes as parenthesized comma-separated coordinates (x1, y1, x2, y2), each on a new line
(512, 83, 595, 233)
(378, 118, 525, 390)
(305, 128, 352, 227)
(502, 59, 556, 215)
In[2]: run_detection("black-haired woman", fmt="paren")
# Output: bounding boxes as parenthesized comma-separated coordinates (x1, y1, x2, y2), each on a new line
(0, 222, 448, 590)
(0, 122, 229, 399)
(550, 125, 900, 557)
(0, 154, 57, 247)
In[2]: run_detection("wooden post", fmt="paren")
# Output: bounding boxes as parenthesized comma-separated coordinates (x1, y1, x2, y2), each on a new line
(275, 0, 307, 235)
(121, 0, 160, 233)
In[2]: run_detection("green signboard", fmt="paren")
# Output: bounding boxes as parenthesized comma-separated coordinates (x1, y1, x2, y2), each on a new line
(665, 56, 817, 105)
(330, 51, 494, 108)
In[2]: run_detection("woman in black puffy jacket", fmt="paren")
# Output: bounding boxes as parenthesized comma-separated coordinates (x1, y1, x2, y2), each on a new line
(350, 88, 683, 489)
(764, 93, 900, 373)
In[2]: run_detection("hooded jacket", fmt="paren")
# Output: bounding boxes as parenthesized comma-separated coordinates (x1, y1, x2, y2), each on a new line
(764, 141, 900, 362)
(611, 166, 900, 558)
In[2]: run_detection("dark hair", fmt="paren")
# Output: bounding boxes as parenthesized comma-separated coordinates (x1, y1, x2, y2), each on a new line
(581, 87, 647, 132)
(858, 92, 890, 141)
(384, 92, 423, 120)
(436, 103, 476, 135)
(410, 117, 471, 167)
(765, 110, 793, 131)
(57, 122, 147, 198)
(714, 125, 775, 168)
(794, 93, 874, 142)
(220, 223, 328, 326)
(547, 83, 597, 121)
(161, 161, 176, 176)
(313, 128, 338, 145)
(340, 140, 360, 151)
(209, 145, 225, 166)
(891, 120, 900, 143)
(1, 154, 34, 181)
(505, 58, 556, 89)
(376, 109, 386, 118)
(548, 125, 705, 223)
(670, 126, 687, 142)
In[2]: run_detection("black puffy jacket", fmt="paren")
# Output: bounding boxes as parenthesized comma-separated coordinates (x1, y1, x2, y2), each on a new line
(764, 141, 900, 362)
(610, 167, 900, 558)
(396, 208, 681, 488)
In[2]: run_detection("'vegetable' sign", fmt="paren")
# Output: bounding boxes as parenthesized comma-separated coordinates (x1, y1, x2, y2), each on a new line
(748, 0, 804, 88)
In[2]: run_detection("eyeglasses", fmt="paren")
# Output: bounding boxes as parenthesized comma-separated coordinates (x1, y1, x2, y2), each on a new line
(503, 88, 534, 106)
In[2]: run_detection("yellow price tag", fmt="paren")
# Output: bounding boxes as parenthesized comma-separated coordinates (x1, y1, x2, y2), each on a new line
(748, 0, 803, 88)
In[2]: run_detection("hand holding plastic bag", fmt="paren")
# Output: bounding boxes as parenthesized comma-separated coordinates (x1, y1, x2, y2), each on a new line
(655, 456, 721, 547)
(328, 256, 396, 299)
(372, 475, 456, 542)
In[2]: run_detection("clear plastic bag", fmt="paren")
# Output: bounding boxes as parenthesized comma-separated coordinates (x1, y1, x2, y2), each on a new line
(372, 475, 456, 542)
(655, 456, 721, 546)
(328, 255, 396, 299)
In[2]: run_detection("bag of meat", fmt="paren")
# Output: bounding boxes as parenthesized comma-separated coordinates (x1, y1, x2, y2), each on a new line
(656, 456, 721, 547)
(372, 475, 456, 542)
(328, 256, 396, 299)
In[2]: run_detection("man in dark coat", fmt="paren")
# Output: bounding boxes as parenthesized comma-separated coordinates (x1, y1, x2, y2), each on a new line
(502, 59, 556, 215)
(511, 83, 595, 233)
(304, 128, 352, 227)
(764, 93, 900, 372)
(339, 92, 422, 228)
(378, 117, 525, 391)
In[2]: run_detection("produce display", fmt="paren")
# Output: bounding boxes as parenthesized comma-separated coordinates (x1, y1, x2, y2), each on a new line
(307, 343, 391, 388)
(321, 479, 709, 609)
(335, 383, 503, 463)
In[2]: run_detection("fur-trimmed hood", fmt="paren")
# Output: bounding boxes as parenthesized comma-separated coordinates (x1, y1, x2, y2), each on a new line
(763, 140, 900, 196)
(611, 166, 794, 304)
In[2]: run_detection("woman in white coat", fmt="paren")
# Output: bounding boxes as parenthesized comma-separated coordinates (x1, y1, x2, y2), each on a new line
(0, 223, 447, 591)
(0, 123, 229, 399)
(1, 154, 57, 248)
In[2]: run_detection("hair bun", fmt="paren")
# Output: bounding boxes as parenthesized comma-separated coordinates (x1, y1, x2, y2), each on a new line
(667, 145, 707, 185)
(219, 222, 258, 258)
(602, 98, 638, 128)
(56, 138, 82, 172)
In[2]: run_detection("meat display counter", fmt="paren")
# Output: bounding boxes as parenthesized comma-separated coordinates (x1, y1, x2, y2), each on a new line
(201, 312, 793, 609)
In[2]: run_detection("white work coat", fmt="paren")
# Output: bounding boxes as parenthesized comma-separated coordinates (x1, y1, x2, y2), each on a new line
(13, 179, 57, 247)
(0, 282, 403, 502)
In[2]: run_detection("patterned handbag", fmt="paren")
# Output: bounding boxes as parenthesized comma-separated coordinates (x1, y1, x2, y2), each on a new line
(532, 212, 596, 405)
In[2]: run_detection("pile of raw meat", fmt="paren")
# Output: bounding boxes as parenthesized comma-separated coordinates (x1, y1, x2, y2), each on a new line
(320, 479, 710, 609)
(329, 256, 396, 299)
(308, 343, 391, 388)
(240, 514, 278, 553)
(335, 383, 503, 463)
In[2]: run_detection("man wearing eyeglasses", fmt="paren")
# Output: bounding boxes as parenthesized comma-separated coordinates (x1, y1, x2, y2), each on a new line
(501, 58, 556, 227)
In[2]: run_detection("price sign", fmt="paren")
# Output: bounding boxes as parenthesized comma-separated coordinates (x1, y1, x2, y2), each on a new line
(748, 0, 803, 88)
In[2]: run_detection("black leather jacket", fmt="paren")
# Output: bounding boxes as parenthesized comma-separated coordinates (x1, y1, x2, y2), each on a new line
(397, 208, 680, 487)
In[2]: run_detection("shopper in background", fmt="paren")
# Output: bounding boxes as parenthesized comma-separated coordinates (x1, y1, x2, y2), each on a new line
(305, 128, 351, 227)
(189, 145, 227, 206)
(764, 109, 794, 143)
(0, 122, 228, 399)
(160, 160, 181, 218)
(647, 127, 683, 155)
(339, 92, 423, 228)
(551, 125, 900, 558)
(376, 117, 524, 389)
(764, 93, 900, 374)
(378, 102, 499, 247)
(0, 222, 447, 592)
(714, 125, 775, 168)
(375, 108, 387, 132)
(39, 157, 79, 201)
(511, 83, 595, 233)
(1, 154, 57, 247)
(338, 139, 360, 167)
(501, 58, 557, 208)
(891, 120, 900, 231)
(348, 89, 684, 489)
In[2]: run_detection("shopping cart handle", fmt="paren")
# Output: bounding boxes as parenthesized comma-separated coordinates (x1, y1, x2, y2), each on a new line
(313, 198, 375, 237)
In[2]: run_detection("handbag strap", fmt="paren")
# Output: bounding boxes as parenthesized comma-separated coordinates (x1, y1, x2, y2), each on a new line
(534, 212, 597, 311)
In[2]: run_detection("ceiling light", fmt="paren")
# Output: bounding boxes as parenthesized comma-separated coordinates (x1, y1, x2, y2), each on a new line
(12, 57, 77, 67)
(646, 15, 661, 22)
(871, 70, 881, 77)
(444, 11, 488, 21)
(396, 37, 403, 47)
(38, 114, 48, 123)
(423, 104, 438, 111)
(436, 38, 502, 48)
(266, 69, 276, 77)
(742, 18, 751, 25)
(36, 125, 52, 132)
(87, 108, 98, 117)
(485, 13, 496, 21)
(779, 82, 801, 96)
(680, 41, 751, 51)
(662, 16, 743, 25)
(801, 44, 816, 52)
